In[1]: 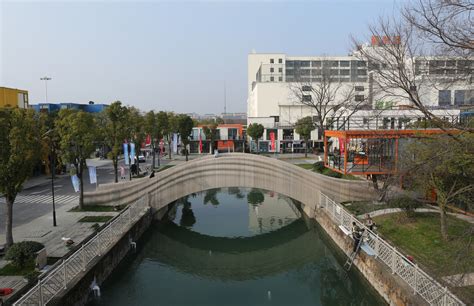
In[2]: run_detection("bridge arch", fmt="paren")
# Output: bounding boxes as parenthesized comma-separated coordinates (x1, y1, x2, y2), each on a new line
(84, 153, 375, 215)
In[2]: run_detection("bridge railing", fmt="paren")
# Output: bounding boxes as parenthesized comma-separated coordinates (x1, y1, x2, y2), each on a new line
(13, 195, 149, 306)
(319, 192, 465, 306)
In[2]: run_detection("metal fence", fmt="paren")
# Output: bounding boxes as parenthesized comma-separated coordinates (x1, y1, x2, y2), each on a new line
(319, 192, 465, 306)
(14, 195, 149, 306)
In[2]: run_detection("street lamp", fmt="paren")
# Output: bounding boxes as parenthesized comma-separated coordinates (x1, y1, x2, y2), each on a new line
(40, 76, 52, 103)
(42, 129, 57, 227)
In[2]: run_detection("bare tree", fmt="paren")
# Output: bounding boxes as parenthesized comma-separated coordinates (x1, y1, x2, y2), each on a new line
(403, 0, 473, 56)
(289, 68, 369, 143)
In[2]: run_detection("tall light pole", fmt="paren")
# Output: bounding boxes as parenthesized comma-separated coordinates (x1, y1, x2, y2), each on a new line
(42, 129, 57, 227)
(40, 76, 52, 102)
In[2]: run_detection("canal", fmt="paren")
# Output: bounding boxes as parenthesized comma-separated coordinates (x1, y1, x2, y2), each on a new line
(88, 187, 384, 306)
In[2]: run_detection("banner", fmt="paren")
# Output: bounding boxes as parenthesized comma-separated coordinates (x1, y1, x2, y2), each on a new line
(71, 175, 80, 192)
(123, 143, 129, 165)
(199, 131, 203, 154)
(88, 166, 97, 184)
(270, 132, 275, 151)
(173, 133, 178, 154)
(130, 143, 136, 162)
(145, 134, 151, 146)
(338, 137, 345, 154)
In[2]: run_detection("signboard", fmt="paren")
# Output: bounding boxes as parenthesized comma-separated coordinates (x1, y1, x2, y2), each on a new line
(123, 143, 129, 165)
(88, 166, 97, 184)
(270, 132, 275, 151)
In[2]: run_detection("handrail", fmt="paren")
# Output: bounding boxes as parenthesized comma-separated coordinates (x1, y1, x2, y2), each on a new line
(13, 195, 149, 306)
(319, 192, 465, 306)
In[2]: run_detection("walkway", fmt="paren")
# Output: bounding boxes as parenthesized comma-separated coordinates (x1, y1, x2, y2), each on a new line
(359, 208, 474, 224)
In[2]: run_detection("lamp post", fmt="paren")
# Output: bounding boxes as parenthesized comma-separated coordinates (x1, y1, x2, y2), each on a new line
(43, 129, 57, 227)
(40, 76, 52, 103)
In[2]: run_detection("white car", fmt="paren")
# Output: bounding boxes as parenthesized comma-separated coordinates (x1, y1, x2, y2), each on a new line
(138, 155, 146, 163)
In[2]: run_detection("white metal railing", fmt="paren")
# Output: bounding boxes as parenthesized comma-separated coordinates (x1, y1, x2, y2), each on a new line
(14, 196, 149, 306)
(319, 192, 465, 306)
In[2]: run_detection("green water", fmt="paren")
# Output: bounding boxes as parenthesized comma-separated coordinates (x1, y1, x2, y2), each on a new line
(88, 188, 384, 306)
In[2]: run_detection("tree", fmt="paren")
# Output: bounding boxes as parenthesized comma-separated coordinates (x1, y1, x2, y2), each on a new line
(290, 69, 368, 145)
(295, 116, 316, 157)
(144, 111, 159, 168)
(203, 189, 220, 205)
(401, 133, 473, 240)
(403, 0, 473, 56)
(102, 101, 128, 183)
(177, 114, 194, 161)
(163, 112, 177, 160)
(247, 123, 264, 153)
(202, 123, 218, 154)
(56, 110, 97, 209)
(126, 107, 146, 169)
(156, 111, 169, 162)
(0, 108, 41, 248)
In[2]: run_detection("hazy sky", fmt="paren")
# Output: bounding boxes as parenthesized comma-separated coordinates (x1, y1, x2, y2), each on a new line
(1, 0, 403, 114)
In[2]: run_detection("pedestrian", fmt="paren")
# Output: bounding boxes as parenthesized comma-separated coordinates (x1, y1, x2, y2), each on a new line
(120, 166, 125, 180)
(365, 214, 375, 231)
(149, 170, 155, 178)
(352, 222, 363, 253)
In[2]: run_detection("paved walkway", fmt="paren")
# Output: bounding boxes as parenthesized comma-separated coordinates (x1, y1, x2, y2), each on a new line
(443, 272, 474, 287)
(359, 208, 474, 224)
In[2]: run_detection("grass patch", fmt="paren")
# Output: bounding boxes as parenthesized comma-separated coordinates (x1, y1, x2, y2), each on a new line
(452, 286, 474, 305)
(296, 163, 361, 180)
(0, 261, 35, 276)
(374, 212, 474, 277)
(78, 215, 113, 223)
(69, 205, 124, 212)
(342, 201, 391, 216)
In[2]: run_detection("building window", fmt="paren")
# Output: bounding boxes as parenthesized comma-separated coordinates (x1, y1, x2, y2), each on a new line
(270, 68, 274, 73)
(357, 61, 367, 67)
(311, 61, 321, 67)
(455, 90, 474, 105)
(340, 61, 350, 67)
(278, 76, 283, 82)
(300, 61, 310, 67)
(302, 85, 312, 91)
(278, 67, 282, 73)
(340, 70, 350, 76)
(270, 59, 274, 63)
(270, 76, 274, 82)
(278, 58, 283, 63)
(355, 86, 364, 91)
(355, 95, 365, 102)
(438, 90, 451, 106)
(302, 95, 312, 102)
(271, 115, 280, 123)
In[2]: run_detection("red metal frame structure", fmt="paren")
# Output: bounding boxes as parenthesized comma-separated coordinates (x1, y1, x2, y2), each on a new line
(324, 129, 458, 175)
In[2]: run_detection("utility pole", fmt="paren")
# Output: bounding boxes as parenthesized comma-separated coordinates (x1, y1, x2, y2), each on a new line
(40, 76, 52, 103)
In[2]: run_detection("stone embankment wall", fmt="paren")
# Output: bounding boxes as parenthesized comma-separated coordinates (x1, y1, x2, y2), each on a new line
(84, 153, 376, 213)
(49, 210, 153, 306)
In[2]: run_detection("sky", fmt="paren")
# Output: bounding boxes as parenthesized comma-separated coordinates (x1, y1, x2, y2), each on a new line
(0, 0, 404, 114)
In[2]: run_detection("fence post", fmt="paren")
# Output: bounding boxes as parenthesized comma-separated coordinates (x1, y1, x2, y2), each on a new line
(442, 287, 448, 306)
(374, 234, 380, 259)
(38, 278, 44, 306)
(391, 249, 397, 274)
(413, 265, 418, 294)
(81, 244, 86, 271)
(63, 260, 67, 289)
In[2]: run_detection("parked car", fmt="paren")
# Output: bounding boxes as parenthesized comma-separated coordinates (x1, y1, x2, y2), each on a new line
(138, 155, 146, 163)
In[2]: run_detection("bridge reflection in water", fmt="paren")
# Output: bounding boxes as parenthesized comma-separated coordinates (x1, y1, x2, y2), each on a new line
(88, 188, 384, 306)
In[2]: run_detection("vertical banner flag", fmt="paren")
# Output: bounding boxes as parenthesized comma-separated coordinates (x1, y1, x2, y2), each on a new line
(199, 131, 203, 154)
(173, 133, 178, 154)
(159, 139, 165, 156)
(88, 166, 97, 184)
(338, 137, 345, 154)
(145, 134, 151, 146)
(270, 132, 275, 151)
(123, 143, 129, 165)
(71, 175, 80, 192)
(130, 143, 136, 162)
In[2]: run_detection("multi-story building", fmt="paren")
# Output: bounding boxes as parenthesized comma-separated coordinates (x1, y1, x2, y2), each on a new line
(30, 101, 108, 113)
(247, 39, 472, 153)
(0, 87, 29, 108)
(189, 124, 245, 153)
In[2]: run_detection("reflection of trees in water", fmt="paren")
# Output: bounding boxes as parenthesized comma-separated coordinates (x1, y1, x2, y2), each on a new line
(203, 189, 220, 206)
(247, 188, 265, 206)
(228, 187, 245, 199)
(179, 195, 196, 227)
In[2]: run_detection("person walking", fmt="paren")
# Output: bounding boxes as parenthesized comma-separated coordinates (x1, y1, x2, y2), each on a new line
(365, 214, 375, 231)
(352, 222, 363, 253)
(120, 165, 126, 180)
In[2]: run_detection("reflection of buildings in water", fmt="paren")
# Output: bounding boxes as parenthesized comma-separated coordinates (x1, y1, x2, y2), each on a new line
(248, 193, 301, 234)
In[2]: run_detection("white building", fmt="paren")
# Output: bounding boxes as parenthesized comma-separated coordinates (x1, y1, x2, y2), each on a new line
(247, 43, 472, 153)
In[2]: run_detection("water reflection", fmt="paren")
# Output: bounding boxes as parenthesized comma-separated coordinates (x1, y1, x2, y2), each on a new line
(88, 187, 385, 306)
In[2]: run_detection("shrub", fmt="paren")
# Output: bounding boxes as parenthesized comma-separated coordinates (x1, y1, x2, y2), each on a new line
(388, 196, 422, 218)
(5, 241, 44, 268)
(313, 161, 325, 173)
(325, 170, 343, 178)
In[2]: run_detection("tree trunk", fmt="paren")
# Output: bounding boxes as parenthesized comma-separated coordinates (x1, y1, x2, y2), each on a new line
(79, 161, 84, 210)
(5, 194, 15, 248)
(113, 157, 118, 183)
(305, 139, 308, 158)
(371, 175, 379, 190)
(186, 150, 189, 161)
(168, 140, 172, 159)
(439, 199, 448, 241)
(256, 139, 259, 154)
